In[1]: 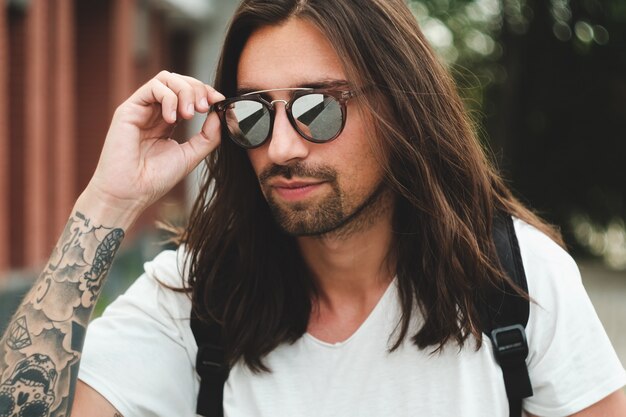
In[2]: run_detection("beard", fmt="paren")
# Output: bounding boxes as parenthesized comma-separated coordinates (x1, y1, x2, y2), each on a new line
(259, 162, 390, 237)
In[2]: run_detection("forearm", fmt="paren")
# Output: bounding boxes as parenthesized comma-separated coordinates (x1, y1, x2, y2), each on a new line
(0, 70, 221, 417)
(0, 196, 136, 417)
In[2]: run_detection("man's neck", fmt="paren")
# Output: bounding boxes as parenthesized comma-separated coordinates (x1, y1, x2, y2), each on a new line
(297, 194, 396, 343)
(297, 194, 396, 311)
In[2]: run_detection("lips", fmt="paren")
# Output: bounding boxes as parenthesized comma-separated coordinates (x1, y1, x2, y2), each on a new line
(269, 179, 327, 200)
(270, 179, 325, 189)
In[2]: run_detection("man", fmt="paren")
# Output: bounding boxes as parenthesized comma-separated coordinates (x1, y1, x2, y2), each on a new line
(1, 0, 625, 416)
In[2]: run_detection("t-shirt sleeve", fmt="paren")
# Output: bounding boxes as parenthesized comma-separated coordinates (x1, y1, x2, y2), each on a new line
(78, 249, 200, 417)
(515, 220, 626, 416)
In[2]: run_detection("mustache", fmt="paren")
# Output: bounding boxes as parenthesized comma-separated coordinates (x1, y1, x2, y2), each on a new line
(259, 163, 337, 184)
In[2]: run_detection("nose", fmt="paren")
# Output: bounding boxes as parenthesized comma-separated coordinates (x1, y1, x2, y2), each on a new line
(266, 102, 309, 165)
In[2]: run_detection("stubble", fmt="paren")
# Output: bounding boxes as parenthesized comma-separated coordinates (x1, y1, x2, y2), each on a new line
(259, 162, 392, 239)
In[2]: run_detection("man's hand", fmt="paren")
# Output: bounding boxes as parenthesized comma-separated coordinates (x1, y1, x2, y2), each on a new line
(83, 71, 224, 224)
(0, 71, 225, 417)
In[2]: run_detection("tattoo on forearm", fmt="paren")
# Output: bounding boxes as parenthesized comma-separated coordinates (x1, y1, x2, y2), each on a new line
(0, 212, 125, 417)
(5, 316, 32, 350)
(79, 228, 124, 307)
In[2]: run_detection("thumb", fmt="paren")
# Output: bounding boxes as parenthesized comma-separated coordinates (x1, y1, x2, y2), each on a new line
(180, 112, 222, 174)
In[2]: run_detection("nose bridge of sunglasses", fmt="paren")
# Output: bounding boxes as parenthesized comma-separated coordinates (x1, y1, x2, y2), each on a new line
(268, 98, 291, 115)
(269, 98, 289, 107)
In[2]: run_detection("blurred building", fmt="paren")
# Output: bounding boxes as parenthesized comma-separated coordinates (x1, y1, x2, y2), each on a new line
(0, 0, 237, 274)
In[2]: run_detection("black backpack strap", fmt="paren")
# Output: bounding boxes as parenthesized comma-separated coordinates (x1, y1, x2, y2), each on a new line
(483, 213, 533, 417)
(190, 308, 229, 417)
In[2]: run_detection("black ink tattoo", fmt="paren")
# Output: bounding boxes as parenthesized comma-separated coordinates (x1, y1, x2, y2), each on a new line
(5, 316, 32, 350)
(0, 354, 57, 416)
(79, 228, 124, 305)
(70, 322, 86, 353)
(34, 276, 52, 304)
(64, 360, 81, 417)
(0, 211, 125, 417)
(48, 213, 87, 272)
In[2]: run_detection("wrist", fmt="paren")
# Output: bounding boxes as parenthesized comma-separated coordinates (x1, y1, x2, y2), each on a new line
(74, 188, 145, 230)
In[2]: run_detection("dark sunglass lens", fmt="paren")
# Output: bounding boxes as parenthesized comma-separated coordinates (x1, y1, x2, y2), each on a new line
(292, 94, 343, 141)
(224, 100, 270, 147)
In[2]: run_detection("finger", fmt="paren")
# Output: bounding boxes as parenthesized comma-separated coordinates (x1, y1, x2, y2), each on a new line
(177, 75, 214, 112)
(129, 78, 180, 124)
(156, 82, 180, 124)
(179, 112, 222, 173)
(204, 84, 226, 104)
(143, 79, 179, 124)
(172, 74, 225, 109)
(156, 71, 197, 120)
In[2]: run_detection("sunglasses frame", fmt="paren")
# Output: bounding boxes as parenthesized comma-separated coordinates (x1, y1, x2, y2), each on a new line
(213, 87, 356, 149)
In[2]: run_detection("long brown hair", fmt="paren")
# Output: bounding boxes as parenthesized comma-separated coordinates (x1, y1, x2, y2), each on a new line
(182, 0, 564, 372)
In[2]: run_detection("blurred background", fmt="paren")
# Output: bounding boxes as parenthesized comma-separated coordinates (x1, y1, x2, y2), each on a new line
(0, 0, 624, 365)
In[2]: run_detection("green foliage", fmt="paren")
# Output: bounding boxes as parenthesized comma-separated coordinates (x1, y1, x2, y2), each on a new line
(410, 0, 626, 267)
(409, 0, 509, 144)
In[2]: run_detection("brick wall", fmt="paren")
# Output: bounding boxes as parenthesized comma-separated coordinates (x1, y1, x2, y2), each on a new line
(1, 0, 191, 273)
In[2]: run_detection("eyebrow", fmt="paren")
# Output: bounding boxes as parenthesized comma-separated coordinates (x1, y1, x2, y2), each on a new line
(236, 79, 350, 96)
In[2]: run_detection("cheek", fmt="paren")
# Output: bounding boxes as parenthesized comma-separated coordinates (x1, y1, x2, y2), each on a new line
(330, 142, 383, 199)
(246, 148, 267, 178)
(338, 115, 383, 179)
(344, 156, 386, 203)
(353, 111, 387, 174)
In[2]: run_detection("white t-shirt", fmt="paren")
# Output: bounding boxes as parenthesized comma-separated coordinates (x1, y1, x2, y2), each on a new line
(78, 219, 626, 417)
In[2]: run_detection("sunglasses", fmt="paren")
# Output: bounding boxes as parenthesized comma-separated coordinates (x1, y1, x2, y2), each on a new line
(213, 87, 356, 149)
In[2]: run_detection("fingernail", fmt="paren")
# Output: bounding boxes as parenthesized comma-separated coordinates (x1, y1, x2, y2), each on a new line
(200, 98, 209, 108)
(187, 103, 194, 115)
